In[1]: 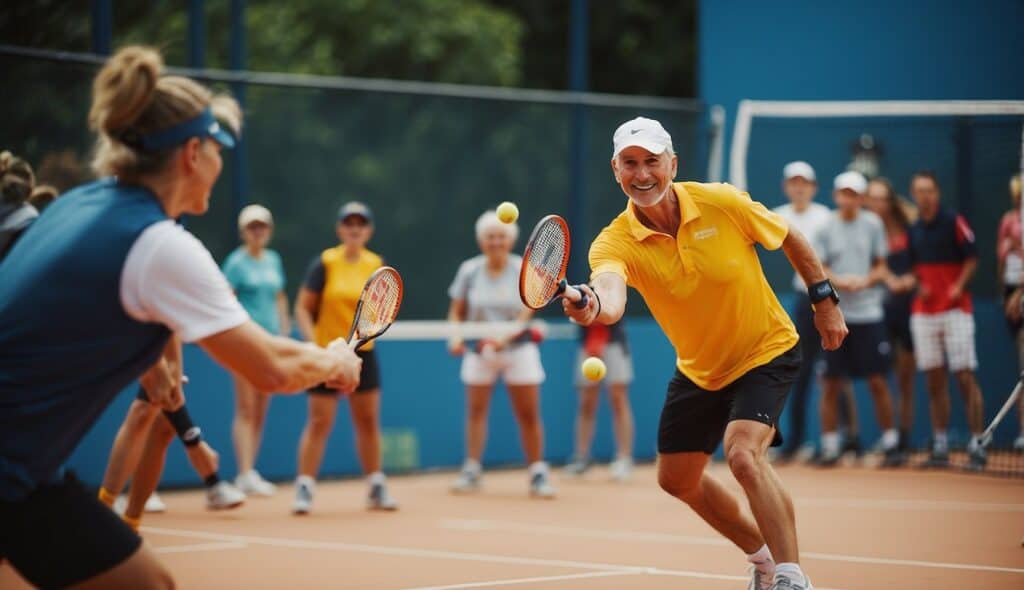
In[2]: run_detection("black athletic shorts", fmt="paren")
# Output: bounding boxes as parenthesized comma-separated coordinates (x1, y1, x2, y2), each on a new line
(0, 472, 141, 589)
(823, 321, 891, 378)
(309, 349, 380, 395)
(657, 344, 801, 455)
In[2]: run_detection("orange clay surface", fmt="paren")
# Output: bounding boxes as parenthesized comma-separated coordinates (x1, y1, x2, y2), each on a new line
(2, 463, 1022, 589)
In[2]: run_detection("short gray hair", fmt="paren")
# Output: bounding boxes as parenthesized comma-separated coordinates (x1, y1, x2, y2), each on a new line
(475, 210, 519, 241)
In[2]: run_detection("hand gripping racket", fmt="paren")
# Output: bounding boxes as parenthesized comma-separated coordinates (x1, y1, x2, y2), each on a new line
(347, 266, 404, 351)
(519, 215, 589, 310)
(977, 371, 1023, 449)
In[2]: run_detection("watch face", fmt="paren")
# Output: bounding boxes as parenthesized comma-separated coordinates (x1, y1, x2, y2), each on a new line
(815, 283, 831, 297)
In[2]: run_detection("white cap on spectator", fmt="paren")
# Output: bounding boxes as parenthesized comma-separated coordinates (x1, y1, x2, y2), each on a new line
(834, 170, 868, 194)
(783, 161, 816, 182)
(612, 117, 674, 158)
(238, 204, 273, 229)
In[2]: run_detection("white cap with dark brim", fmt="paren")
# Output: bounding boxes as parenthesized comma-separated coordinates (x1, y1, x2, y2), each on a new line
(238, 204, 273, 229)
(612, 117, 674, 158)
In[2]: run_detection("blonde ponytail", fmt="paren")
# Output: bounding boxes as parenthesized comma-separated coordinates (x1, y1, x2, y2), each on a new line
(89, 46, 243, 179)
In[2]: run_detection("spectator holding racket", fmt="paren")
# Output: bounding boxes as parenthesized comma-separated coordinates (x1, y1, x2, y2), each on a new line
(292, 201, 398, 514)
(996, 173, 1024, 450)
(0, 46, 360, 590)
(447, 210, 555, 498)
(564, 117, 846, 590)
(564, 320, 635, 481)
(223, 204, 290, 497)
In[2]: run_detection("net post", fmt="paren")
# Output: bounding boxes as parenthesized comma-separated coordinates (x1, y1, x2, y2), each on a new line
(91, 0, 112, 56)
(567, 0, 590, 283)
(229, 0, 249, 229)
(954, 116, 974, 223)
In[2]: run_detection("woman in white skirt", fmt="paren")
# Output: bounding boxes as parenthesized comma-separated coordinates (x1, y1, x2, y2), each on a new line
(447, 210, 554, 498)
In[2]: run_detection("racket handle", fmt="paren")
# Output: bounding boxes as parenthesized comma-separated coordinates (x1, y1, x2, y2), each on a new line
(564, 284, 589, 310)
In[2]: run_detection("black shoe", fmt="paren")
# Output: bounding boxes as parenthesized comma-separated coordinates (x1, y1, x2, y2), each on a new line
(967, 447, 988, 471)
(841, 438, 864, 459)
(922, 449, 949, 469)
(880, 447, 906, 468)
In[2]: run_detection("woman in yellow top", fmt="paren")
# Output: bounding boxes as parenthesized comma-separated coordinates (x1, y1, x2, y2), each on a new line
(293, 201, 397, 513)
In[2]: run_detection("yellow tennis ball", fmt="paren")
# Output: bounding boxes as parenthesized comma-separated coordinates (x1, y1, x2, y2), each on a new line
(496, 201, 519, 224)
(581, 356, 607, 381)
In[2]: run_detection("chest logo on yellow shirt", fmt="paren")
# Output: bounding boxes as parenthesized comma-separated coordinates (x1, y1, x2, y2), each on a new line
(693, 226, 719, 240)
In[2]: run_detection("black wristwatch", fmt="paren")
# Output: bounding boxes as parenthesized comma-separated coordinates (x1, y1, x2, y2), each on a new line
(808, 279, 840, 310)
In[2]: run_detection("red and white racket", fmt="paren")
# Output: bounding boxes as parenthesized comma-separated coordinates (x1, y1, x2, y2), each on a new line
(518, 215, 588, 310)
(347, 266, 404, 351)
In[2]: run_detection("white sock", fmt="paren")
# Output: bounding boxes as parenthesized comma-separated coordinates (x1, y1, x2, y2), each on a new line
(934, 430, 948, 453)
(528, 461, 549, 477)
(463, 459, 482, 474)
(821, 431, 840, 457)
(296, 475, 316, 489)
(774, 562, 806, 583)
(367, 471, 386, 486)
(882, 429, 899, 450)
(746, 544, 774, 573)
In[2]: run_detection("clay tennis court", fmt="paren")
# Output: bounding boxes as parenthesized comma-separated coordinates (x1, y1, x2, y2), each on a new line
(3, 463, 1020, 589)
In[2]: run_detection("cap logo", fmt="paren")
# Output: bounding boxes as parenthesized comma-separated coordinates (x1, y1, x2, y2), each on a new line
(630, 128, 642, 135)
(209, 122, 220, 134)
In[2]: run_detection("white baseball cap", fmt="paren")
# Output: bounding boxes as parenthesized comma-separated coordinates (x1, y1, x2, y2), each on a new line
(834, 170, 868, 194)
(238, 204, 273, 229)
(783, 161, 816, 182)
(612, 117, 674, 158)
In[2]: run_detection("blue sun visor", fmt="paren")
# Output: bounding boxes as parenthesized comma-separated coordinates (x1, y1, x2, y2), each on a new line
(135, 108, 236, 151)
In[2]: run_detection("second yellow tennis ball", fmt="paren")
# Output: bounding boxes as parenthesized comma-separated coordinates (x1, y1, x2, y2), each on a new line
(496, 201, 519, 224)
(581, 356, 607, 381)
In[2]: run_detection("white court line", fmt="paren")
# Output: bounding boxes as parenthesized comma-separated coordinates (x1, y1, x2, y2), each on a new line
(438, 519, 1024, 575)
(153, 541, 248, 554)
(625, 491, 1024, 513)
(404, 570, 632, 590)
(142, 526, 753, 584)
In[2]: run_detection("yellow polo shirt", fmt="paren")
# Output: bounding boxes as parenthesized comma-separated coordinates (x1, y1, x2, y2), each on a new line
(589, 182, 798, 391)
(308, 246, 384, 349)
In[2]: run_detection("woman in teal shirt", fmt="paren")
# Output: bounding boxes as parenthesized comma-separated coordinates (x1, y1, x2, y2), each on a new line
(222, 204, 290, 496)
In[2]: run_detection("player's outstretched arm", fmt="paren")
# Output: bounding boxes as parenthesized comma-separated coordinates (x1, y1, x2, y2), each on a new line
(781, 228, 848, 350)
(198, 321, 362, 393)
(563, 272, 626, 326)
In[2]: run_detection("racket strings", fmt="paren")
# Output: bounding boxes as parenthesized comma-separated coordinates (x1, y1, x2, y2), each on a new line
(356, 269, 402, 338)
(522, 220, 567, 308)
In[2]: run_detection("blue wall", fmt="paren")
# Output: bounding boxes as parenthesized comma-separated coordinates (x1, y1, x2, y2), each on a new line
(67, 309, 1021, 489)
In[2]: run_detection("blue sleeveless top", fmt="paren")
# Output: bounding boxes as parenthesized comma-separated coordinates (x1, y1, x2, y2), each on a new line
(0, 178, 172, 501)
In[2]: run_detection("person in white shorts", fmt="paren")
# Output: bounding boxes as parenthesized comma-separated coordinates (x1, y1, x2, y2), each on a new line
(899, 171, 986, 469)
(565, 320, 635, 480)
(446, 210, 554, 497)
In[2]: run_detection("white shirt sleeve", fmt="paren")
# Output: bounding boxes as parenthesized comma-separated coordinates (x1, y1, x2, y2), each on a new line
(120, 220, 250, 343)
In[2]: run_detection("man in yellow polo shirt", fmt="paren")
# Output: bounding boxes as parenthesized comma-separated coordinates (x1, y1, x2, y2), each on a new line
(563, 117, 847, 590)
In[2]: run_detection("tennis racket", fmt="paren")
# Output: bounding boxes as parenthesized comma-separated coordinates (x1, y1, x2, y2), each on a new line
(519, 215, 588, 310)
(347, 266, 404, 351)
(977, 372, 1023, 449)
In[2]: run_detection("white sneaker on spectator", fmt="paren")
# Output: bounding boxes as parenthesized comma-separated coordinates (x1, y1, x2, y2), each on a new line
(609, 457, 633, 482)
(206, 481, 246, 510)
(293, 477, 315, 514)
(367, 481, 399, 511)
(450, 469, 482, 494)
(113, 493, 165, 515)
(145, 492, 167, 513)
(1014, 435, 1024, 451)
(529, 471, 556, 499)
(236, 470, 277, 497)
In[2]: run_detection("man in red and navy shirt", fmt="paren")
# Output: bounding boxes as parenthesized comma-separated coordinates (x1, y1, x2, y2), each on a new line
(903, 170, 986, 469)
